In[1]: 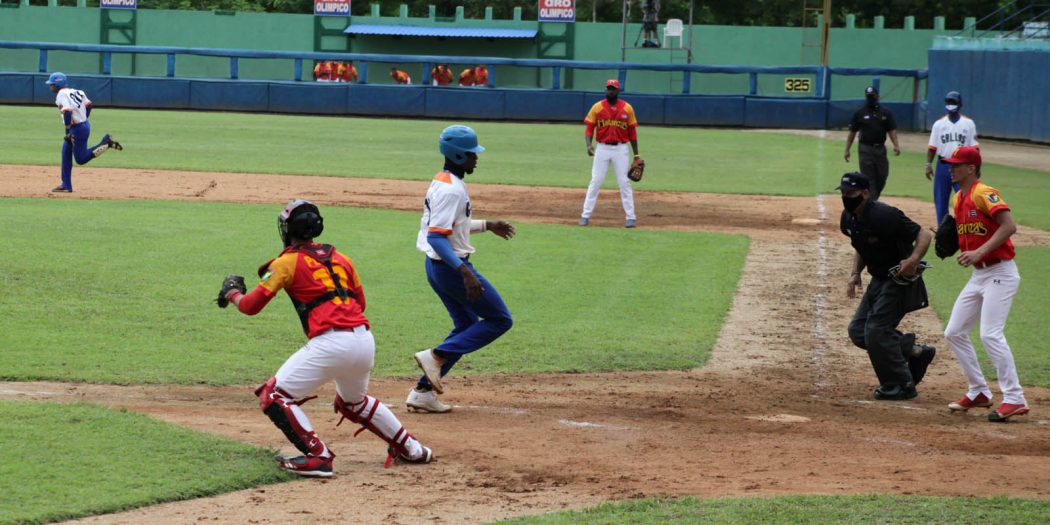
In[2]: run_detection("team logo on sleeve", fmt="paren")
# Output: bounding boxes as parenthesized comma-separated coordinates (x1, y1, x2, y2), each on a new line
(261, 270, 274, 281)
(987, 193, 1001, 204)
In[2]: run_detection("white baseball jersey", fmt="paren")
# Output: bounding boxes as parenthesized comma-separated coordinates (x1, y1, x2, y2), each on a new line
(417, 171, 477, 260)
(54, 87, 92, 125)
(928, 114, 979, 158)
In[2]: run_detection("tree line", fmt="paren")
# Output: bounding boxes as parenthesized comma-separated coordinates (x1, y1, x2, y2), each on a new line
(63, 0, 1016, 29)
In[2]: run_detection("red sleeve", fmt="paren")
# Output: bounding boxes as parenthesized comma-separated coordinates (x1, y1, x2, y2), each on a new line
(236, 285, 276, 315)
(585, 121, 596, 138)
(628, 126, 638, 141)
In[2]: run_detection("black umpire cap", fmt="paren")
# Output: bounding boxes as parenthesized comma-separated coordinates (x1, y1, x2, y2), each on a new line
(836, 172, 870, 191)
(865, 86, 878, 96)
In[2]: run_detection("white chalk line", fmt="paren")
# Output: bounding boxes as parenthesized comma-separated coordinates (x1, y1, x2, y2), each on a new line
(811, 130, 832, 392)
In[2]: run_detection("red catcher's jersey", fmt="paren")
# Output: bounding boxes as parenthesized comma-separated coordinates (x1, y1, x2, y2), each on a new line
(584, 99, 638, 144)
(952, 181, 1015, 263)
(252, 243, 369, 338)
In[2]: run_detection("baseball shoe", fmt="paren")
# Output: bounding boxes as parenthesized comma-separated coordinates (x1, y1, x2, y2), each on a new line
(275, 454, 333, 478)
(988, 403, 1030, 422)
(578, 217, 589, 226)
(388, 445, 433, 465)
(414, 349, 445, 395)
(908, 345, 936, 384)
(948, 392, 993, 412)
(51, 185, 72, 193)
(873, 383, 917, 400)
(102, 134, 123, 151)
(406, 387, 452, 413)
(625, 219, 637, 228)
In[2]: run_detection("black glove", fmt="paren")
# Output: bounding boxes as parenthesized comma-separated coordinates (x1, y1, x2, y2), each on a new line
(216, 274, 247, 309)
(64, 133, 73, 145)
(934, 215, 959, 259)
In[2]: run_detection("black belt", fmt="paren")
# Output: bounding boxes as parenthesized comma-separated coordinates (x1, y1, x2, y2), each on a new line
(601, 142, 625, 146)
(859, 142, 885, 148)
(974, 258, 1004, 269)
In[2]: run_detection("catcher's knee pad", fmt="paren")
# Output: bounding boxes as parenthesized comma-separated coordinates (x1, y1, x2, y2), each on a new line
(334, 394, 415, 456)
(257, 377, 326, 457)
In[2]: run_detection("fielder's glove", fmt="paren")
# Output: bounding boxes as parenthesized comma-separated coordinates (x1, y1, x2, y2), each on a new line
(216, 274, 246, 308)
(627, 156, 645, 182)
(934, 215, 959, 259)
(888, 261, 931, 286)
(64, 133, 73, 145)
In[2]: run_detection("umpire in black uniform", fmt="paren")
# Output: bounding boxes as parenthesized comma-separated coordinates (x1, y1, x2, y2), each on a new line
(839, 172, 936, 400)
(844, 86, 901, 200)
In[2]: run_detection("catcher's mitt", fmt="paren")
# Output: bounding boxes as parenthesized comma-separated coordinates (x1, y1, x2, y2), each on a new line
(888, 261, 931, 286)
(627, 156, 645, 182)
(216, 274, 246, 308)
(934, 215, 959, 259)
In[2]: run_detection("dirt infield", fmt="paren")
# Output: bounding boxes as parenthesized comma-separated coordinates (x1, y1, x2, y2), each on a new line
(3, 165, 1050, 525)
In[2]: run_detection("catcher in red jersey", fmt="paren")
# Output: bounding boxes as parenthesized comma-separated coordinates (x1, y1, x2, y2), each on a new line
(941, 147, 1030, 422)
(219, 199, 433, 477)
(580, 79, 641, 228)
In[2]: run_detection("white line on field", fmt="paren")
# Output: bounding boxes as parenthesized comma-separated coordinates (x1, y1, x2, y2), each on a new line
(812, 130, 832, 393)
(558, 419, 636, 431)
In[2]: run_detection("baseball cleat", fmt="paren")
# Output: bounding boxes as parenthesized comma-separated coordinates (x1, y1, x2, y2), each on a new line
(103, 134, 123, 151)
(578, 217, 589, 226)
(625, 219, 637, 228)
(51, 185, 72, 193)
(406, 387, 452, 413)
(275, 454, 333, 477)
(948, 392, 993, 411)
(908, 345, 936, 384)
(873, 383, 917, 400)
(414, 349, 445, 394)
(388, 445, 433, 465)
(987, 403, 1029, 422)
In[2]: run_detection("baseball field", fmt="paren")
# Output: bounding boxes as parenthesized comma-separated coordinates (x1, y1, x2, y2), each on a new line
(1, 105, 1050, 524)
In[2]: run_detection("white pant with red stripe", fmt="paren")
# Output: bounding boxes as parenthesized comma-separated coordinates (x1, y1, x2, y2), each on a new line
(582, 142, 635, 221)
(943, 260, 1027, 405)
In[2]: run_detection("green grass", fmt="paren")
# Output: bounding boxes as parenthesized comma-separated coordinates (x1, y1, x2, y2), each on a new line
(493, 495, 1050, 525)
(4, 105, 1048, 228)
(923, 246, 1050, 388)
(0, 401, 287, 525)
(0, 198, 748, 384)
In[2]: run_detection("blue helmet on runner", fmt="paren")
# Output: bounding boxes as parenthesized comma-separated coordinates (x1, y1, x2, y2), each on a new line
(45, 72, 68, 88)
(438, 125, 485, 164)
(945, 91, 962, 105)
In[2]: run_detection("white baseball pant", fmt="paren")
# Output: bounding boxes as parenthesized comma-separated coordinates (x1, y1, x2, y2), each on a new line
(581, 142, 635, 221)
(275, 326, 424, 457)
(943, 260, 1026, 405)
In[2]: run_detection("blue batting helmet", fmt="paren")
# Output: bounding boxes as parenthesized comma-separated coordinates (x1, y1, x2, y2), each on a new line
(945, 91, 962, 105)
(45, 72, 68, 88)
(438, 125, 485, 164)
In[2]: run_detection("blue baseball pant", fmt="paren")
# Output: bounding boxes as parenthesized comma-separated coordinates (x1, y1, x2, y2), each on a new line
(933, 160, 959, 226)
(60, 122, 104, 190)
(417, 257, 513, 390)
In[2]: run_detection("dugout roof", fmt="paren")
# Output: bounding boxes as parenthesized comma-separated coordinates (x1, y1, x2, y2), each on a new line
(343, 25, 538, 39)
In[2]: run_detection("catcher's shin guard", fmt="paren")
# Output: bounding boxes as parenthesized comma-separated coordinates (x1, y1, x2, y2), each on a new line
(334, 393, 422, 467)
(256, 377, 328, 457)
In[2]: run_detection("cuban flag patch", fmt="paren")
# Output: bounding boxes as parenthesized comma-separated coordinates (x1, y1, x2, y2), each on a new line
(969, 210, 978, 218)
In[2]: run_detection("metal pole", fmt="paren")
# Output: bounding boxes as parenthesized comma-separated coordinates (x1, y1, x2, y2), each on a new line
(820, 0, 832, 66)
(687, 0, 694, 63)
(621, 0, 629, 62)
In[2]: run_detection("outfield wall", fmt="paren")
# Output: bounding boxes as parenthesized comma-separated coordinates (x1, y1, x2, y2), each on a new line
(928, 39, 1050, 143)
(0, 5, 957, 100)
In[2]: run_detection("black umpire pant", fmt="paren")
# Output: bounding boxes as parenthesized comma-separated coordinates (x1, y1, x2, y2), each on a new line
(858, 143, 889, 200)
(848, 277, 915, 388)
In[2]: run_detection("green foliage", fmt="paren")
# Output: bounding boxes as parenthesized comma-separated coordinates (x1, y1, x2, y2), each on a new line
(0, 401, 287, 525)
(0, 199, 747, 384)
(494, 495, 1050, 525)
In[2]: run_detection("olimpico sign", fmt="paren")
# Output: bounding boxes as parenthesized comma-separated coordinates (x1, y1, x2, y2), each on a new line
(100, 0, 137, 9)
(538, 0, 576, 22)
(315, 0, 350, 16)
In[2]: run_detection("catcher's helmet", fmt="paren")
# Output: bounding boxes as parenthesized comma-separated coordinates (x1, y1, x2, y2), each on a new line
(278, 199, 324, 247)
(439, 125, 485, 165)
(945, 91, 962, 105)
(45, 72, 68, 88)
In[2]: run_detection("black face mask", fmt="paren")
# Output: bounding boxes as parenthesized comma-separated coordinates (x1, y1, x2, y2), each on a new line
(606, 94, 618, 104)
(842, 194, 865, 213)
(866, 96, 878, 108)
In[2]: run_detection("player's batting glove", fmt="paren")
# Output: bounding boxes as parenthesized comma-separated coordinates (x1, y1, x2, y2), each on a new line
(216, 274, 247, 308)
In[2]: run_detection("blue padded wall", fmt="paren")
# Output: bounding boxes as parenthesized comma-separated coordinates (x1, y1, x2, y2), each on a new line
(928, 48, 1050, 142)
